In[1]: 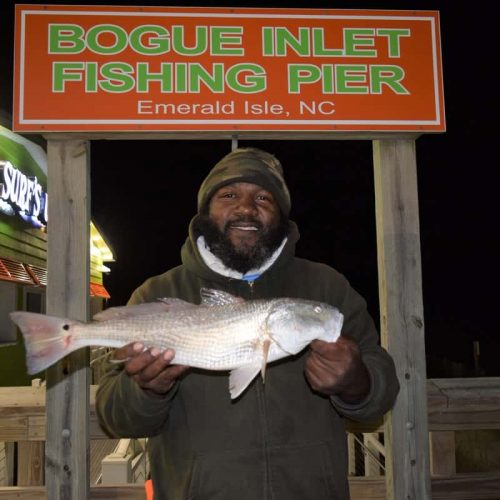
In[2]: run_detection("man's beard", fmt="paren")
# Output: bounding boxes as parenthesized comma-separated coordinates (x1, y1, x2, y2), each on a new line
(194, 214, 289, 274)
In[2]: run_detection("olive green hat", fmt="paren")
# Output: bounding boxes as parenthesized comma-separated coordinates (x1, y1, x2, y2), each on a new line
(197, 147, 291, 216)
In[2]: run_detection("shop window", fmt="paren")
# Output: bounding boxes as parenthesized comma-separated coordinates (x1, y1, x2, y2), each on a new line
(25, 289, 45, 313)
(0, 281, 17, 344)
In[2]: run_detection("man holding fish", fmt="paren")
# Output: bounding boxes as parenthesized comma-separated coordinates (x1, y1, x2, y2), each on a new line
(95, 147, 399, 500)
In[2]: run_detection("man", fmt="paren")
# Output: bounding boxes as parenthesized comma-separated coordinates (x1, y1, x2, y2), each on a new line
(96, 147, 399, 500)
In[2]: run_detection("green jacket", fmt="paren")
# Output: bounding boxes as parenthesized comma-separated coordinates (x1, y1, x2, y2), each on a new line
(96, 220, 399, 500)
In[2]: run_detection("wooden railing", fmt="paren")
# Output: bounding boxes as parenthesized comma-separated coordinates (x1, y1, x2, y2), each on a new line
(1, 378, 500, 499)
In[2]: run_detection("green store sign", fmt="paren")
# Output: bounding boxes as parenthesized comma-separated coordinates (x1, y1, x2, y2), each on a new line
(0, 127, 48, 229)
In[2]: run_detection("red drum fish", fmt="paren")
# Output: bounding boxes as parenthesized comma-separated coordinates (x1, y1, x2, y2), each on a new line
(10, 288, 343, 399)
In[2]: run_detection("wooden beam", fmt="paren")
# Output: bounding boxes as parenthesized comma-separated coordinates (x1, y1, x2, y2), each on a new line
(428, 378, 500, 430)
(363, 433, 384, 476)
(46, 140, 91, 499)
(0, 485, 146, 499)
(373, 140, 431, 499)
(349, 477, 387, 499)
(431, 472, 500, 498)
(1, 379, 500, 441)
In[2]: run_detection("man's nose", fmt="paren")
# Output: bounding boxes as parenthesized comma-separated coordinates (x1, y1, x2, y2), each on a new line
(235, 196, 258, 215)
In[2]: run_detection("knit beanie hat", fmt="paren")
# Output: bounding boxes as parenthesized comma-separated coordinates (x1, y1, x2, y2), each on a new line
(197, 147, 291, 216)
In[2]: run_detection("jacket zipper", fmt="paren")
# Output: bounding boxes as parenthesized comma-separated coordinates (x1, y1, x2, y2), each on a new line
(247, 279, 255, 298)
(248, 278, 273, 499)
(257, 372, 272, 499)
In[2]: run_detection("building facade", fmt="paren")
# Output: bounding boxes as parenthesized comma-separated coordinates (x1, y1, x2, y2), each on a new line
(0, 124, 113, 385)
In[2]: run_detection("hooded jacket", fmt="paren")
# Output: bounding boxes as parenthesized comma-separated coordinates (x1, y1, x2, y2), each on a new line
(96, 219, 399, 500)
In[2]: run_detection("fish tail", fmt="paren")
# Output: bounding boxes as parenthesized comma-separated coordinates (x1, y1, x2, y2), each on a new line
(9, 311, 83, 375)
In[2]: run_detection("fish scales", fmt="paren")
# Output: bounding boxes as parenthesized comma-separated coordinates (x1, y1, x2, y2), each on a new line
(72, 301, 270, 370)
(8, 289, 344, 399)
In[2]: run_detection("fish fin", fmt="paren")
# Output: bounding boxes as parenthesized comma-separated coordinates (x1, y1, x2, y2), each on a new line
(260, 339, 271, 382)
(93, 298, 194, 321)
(200, 288, 245, 307)
(9, 311, 82, 375)
(157, 297, 197, 309)
(229, 361, 261, 399)
(264, 308, 301, 354)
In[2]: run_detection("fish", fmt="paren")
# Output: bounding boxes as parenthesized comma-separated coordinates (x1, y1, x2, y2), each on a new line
(9, 288, 343, 399)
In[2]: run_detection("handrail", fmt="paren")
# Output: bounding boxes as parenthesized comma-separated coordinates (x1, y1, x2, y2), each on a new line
(2, 378, 500, 441)
(100, 438, 147, 485)
(112, 439, 131, 458)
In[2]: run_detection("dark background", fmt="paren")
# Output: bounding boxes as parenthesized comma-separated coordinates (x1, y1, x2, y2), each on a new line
(1, 1, 497, 377)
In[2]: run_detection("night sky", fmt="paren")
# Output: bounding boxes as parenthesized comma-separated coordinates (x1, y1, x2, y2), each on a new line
(1, 1, 498, 377)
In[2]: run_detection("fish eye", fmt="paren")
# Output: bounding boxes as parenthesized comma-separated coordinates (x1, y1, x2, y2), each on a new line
(314, 306, 322, 314)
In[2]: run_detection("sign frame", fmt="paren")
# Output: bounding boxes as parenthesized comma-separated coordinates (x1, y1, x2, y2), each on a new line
(14, 5, 445, 133)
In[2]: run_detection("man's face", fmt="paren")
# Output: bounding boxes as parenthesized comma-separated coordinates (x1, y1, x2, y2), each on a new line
(195, 181, 288, 273)
(208, 182, 281, 253)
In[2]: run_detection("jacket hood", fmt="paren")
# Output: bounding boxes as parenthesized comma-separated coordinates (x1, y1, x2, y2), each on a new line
(181, 216, 300, 283)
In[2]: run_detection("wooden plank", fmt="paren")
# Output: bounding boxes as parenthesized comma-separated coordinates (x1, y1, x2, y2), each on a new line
(429, 377, 500, 407)
(431, 472, 500, 499)
(46, 140, 91, 500)
(349, 473, 500, 499)
(28, 417, 45, 441)
(373, 139, 431, 500)
(2, 378, 500, 441)
(363, 433, 385, 476)
(347, 433, 357, 476)
(0, 386, 46, 415)
(0, 385, 106, 440)
(1, 474, 499, 499)
(0, 485, 146, 499)
(0, 417, 29, 441)
(428, 377, 500, 430)
(429, 431, 456, 475)
(0, 233, 47, 266)
(0, 442, 15, 487)
(0, 218, 47, 267)
(17, 442, 44, 486)
(349, 477, 387, 499)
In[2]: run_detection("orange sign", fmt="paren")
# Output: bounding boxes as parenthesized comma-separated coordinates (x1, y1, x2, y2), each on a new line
(13, 5, 445, 133)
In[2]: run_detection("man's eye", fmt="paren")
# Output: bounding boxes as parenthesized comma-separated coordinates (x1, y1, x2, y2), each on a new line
(221, 192, 235, 198)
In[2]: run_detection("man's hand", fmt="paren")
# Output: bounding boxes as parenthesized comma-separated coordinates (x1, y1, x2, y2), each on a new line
(305, 336, 370, 403)
(113, 342, 190, 397)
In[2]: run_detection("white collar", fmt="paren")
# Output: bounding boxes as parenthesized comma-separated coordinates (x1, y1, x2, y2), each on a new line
(196, 235, 287, 280)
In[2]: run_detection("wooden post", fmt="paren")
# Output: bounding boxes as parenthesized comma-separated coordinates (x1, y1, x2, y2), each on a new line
(363, 433, 384, 476)
(373, 140, 431, 499)
(347, 433, 357, 476)
(46, 140, 90, 499)
(0, 442, 14, 486)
